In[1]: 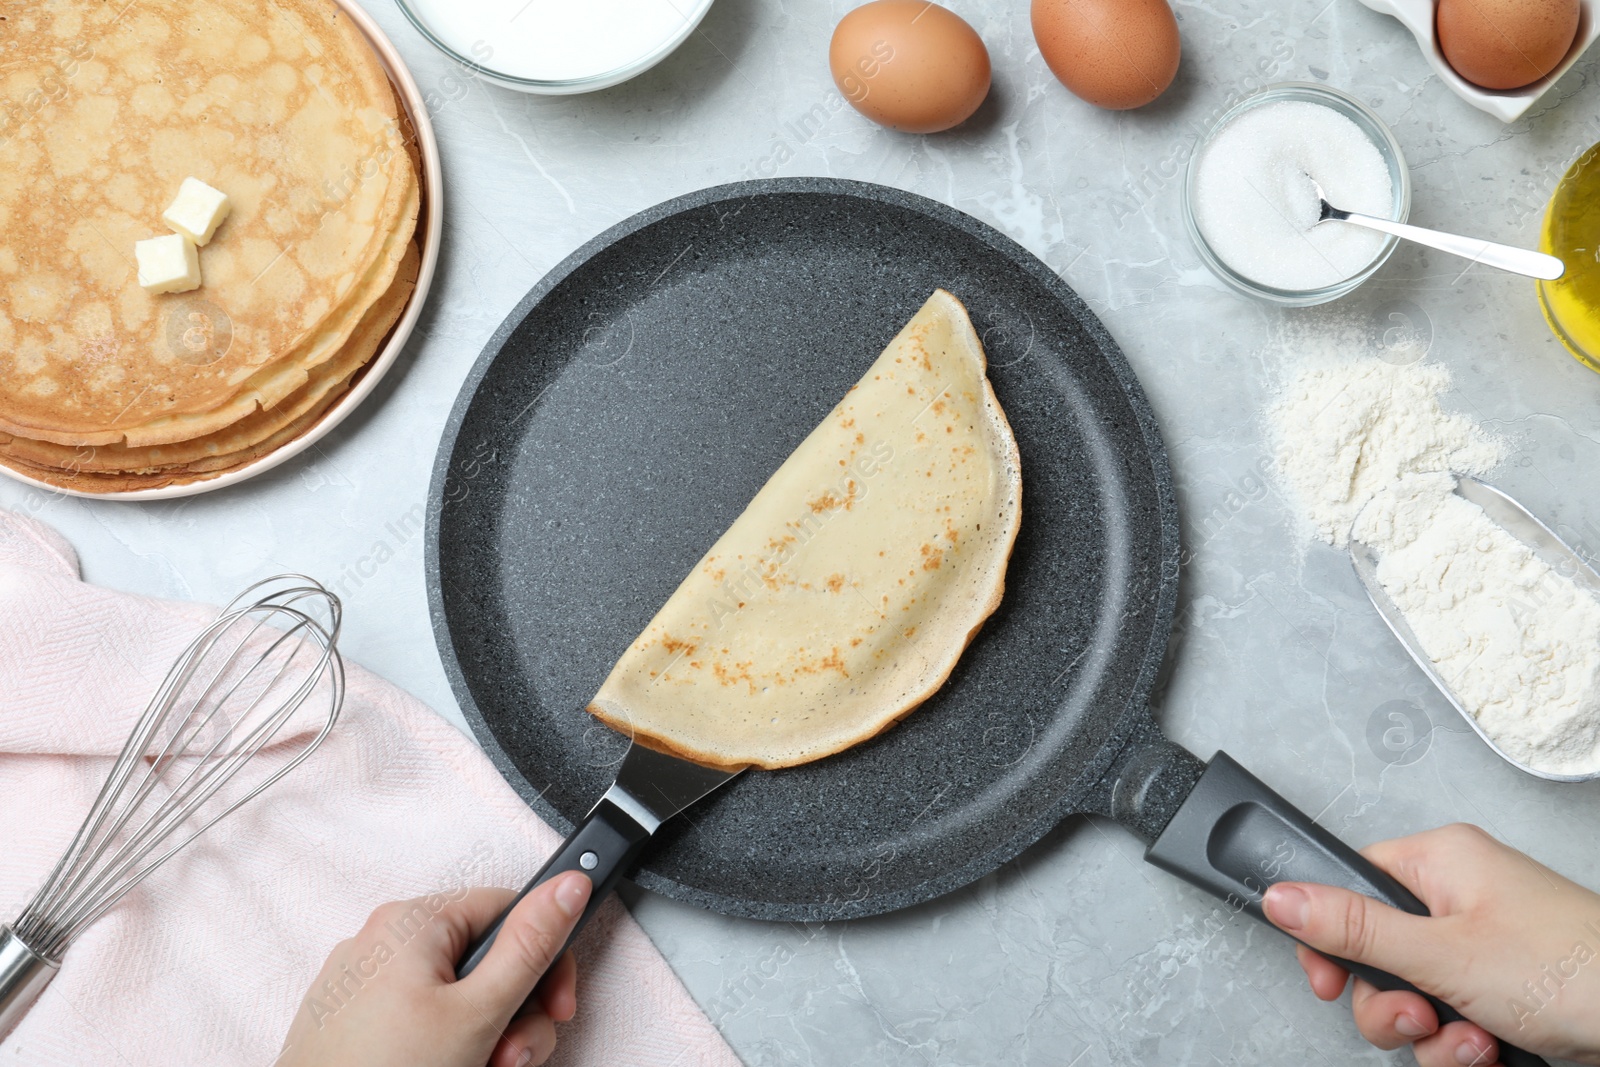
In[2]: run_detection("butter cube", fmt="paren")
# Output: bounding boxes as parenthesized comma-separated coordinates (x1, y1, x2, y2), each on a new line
(162, 177, 231, 246)
(135, 233, 201, 294)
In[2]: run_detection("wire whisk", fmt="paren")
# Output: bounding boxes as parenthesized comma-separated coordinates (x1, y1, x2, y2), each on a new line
(0, 575, 345, 1036)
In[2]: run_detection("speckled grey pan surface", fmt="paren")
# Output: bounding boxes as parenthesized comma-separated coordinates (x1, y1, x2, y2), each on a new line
(425, 178, 1180, 921)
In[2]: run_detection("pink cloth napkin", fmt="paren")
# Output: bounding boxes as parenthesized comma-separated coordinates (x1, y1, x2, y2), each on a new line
(0, 510, 740, 1067)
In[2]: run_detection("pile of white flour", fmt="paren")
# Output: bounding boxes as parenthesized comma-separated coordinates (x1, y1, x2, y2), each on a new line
(1267, 354, 1600, 776)
(1266, 357, 1500, 545)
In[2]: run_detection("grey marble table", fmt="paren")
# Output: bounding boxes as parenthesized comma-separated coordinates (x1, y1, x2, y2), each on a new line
(8, 1, 1600, 1064)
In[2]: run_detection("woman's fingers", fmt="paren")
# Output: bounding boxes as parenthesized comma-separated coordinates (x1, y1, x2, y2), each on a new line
(1410, 1020, 1500, 1067)
(534, 952, 578, 1023)
(398, 887, 520, 973)
(456, 872, 593, 1027)
(1272, 885, 1497, 1061)
(1293, 944, 1350, 1001)
(1263, 881, 1451, 992)
(1349, 978, 1438, 1049)
(488, 1009, 559, 1067)
(1295, 953, 1499, 1064)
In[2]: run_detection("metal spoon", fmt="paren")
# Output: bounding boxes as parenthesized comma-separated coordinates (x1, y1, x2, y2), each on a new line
(1349, 475, 1600, 783)
(1311, 179, 1565, 281)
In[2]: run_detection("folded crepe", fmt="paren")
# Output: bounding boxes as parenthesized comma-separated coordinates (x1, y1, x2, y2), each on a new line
(590, 290, 1023, 769)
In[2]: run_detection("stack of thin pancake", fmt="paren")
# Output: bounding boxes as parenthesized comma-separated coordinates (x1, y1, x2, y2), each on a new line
(0, 0, 421, 491)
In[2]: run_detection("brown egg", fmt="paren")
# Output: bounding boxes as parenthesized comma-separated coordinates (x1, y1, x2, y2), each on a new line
(829, 0, 991, 134)
(1031, 0, 1180, 110)
(1438, 0, 1578, 90)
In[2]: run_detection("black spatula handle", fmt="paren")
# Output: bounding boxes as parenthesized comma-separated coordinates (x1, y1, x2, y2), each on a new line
(455, 798, 651, 984)
(1145, 752, 1547, 1067)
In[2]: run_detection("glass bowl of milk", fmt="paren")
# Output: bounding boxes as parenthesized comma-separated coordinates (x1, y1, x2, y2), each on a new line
(396, 0, 714, 94)
(1183, 83, 1411, 307)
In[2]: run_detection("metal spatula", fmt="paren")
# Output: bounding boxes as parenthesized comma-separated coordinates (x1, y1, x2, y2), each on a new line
(1349, 474, 1600, 783)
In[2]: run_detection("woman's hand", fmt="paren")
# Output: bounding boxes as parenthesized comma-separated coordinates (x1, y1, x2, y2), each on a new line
(1262, 823, 1600, 1067)
(277, 871, 592, 1067)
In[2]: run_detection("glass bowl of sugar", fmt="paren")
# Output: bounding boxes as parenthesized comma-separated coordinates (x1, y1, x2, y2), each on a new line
(1183, 83, 1411, 307)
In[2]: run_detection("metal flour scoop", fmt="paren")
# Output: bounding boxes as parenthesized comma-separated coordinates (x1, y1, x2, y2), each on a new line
(1350, 475, 1600, 784)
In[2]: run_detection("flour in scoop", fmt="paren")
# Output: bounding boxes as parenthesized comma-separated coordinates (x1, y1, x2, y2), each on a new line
(1194, 101, 1393, 291)
(1354, 474, 1600, 776)
(405, 0, 694, 83)
(1266, 352, 1600, 776)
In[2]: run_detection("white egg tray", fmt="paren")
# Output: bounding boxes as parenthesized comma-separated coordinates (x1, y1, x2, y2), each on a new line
(1355, 0, 1599, 122)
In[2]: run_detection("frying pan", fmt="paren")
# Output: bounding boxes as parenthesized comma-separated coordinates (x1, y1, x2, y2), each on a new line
(426, 178, 1543, 1065)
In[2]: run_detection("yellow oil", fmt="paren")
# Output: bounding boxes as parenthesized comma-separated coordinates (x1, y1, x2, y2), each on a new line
(1540, 143, 1600, 373)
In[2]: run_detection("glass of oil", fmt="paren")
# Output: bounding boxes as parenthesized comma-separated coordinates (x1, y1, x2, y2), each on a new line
(1540, 144, 1600, 372)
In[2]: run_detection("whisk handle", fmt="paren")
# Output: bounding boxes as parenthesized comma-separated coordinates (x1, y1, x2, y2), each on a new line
(0, 926, 58, 1040)
(454, 797, 650, 986)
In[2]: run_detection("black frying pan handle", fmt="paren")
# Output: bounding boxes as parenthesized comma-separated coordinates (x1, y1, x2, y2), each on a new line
(1145, 752, 1548, 1067)
(455, 798, 651, 987)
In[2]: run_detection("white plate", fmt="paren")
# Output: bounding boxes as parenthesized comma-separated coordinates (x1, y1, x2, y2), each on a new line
(1355, 0, 1599, 122)
(2, 0, 443, 501)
